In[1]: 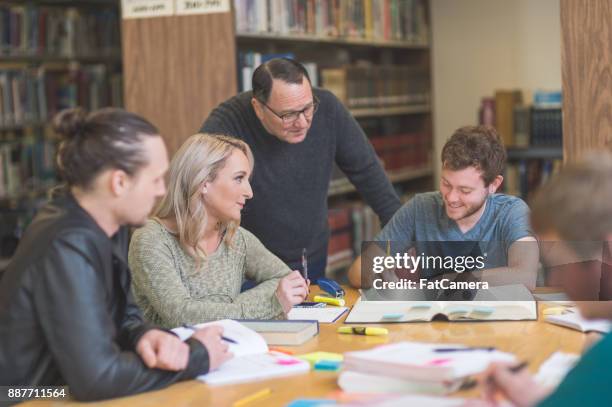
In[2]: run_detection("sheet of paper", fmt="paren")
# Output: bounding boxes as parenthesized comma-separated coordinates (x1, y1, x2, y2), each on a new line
(535, 351, 579, 388)
(198, 352, 310, 386)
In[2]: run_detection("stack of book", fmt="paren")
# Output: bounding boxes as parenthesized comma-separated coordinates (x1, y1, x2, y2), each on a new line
(370, 132, 430, 171)
(0, 4, 120, 58)
(0, 65, 122, 128)
(0, 128, 56, 200)
(339, 342, 516, 394)
(478, 89, 562, 148)
(321, 64, 430, 109)
(237, 51, 318, 92)
(234, 0, 429, 44)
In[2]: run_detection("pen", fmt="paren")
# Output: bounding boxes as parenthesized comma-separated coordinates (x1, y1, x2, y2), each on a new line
(434, 347, 496, 352)
(337, 326, 388, 336)
(181, 324, 238, 344)
(301, 248, 308, 280)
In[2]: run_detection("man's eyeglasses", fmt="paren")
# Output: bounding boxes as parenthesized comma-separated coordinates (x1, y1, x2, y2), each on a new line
(258, 96, 319, 125)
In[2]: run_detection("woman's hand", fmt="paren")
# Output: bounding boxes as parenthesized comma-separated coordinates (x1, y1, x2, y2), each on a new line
(275, 270, 309, 314)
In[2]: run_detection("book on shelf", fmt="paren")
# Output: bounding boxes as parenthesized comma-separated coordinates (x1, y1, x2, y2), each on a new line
(327, 205, 354, 268)
(0, 66, 122, 128)
(504, 159, 562, 200)
(0, 128, 56, 201)
(237, 51, 318, 92)
(0, 4, 120, 58)
(480, 89, 562, 148)
(370, 132, 430, 170)
(234, 0, 429, 45)
(493, 89, 523, 146)
(530, 106, 562, 147)
(321, 64, 430, 109)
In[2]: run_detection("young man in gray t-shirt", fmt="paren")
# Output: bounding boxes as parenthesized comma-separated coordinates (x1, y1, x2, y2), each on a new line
(348, 125, 538, 289)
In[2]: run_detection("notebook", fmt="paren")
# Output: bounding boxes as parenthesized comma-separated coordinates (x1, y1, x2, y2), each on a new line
(172, 319, 310, 385)
(288, 306, 349, 323)
(341, 342, 515, 385)
(545, 309, 611, 333)
(238, 320, 319, 345)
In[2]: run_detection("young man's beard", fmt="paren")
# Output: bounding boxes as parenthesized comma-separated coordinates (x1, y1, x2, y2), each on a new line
(446, 194, 488, 222)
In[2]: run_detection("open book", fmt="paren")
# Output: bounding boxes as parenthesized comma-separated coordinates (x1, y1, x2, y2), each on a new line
(545, 309, 611, 333)
(339, 342, 516, 394)
(172, 319, 310, 385)
(347, 284, 536, 323)
(345, 298, 537, 323)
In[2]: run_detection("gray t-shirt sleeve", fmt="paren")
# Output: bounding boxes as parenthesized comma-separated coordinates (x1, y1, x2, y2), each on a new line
(500, 198, 533, 248)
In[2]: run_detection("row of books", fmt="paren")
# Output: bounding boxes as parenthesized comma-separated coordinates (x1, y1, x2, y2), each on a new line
(0, 129, 56, 201)
(370, 132, 430, 171)
(480, 89, 562, 147)
(234, 0, 429, 44)
(237, 51, 319, 93)
(504, 159, 563, 201)
(0, 66, 123, 128)
(327, 202, 381, 270)
(0, 4, 120, 57)
(321, 64, 430, 109)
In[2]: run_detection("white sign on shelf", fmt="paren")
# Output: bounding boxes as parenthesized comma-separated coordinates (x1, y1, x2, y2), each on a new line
(175, 0, 230, 16)
(121, 0, 175, 19)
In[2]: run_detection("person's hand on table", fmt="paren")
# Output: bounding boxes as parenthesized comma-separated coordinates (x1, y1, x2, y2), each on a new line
(463, 362, 551, 407)
(191, 325, 234, 370)
(275, 270, 309, 314)
(136, 329, 190, 371)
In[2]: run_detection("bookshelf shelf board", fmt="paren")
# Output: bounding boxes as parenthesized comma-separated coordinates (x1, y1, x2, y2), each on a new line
(0, 53, 122, 65)
(236, 33, 429, 49)
(506, 147, 563, 160)
(350, 104, 430, 118)
(328, 166, 432, 197)
(0, 121, 47, 131)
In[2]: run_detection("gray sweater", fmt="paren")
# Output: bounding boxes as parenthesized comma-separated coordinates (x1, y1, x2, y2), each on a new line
(200, 88, 401, 265)
(128, 219, 289, 328)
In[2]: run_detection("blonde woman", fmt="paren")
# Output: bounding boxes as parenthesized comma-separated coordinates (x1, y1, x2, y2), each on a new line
(128, 134, 309, 328)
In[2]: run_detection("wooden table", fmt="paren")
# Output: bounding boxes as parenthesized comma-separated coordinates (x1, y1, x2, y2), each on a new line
(23, 287, 585, 407)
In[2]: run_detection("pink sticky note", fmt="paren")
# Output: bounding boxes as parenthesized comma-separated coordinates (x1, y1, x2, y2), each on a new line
(277, 358, 301, 365)
(426, 358, 451, 366)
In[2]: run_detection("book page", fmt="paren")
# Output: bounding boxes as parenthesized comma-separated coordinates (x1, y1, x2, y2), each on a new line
(171, 319, 268, 357)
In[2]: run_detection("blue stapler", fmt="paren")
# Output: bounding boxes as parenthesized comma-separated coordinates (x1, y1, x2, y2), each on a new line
(317, 278, 345, 298)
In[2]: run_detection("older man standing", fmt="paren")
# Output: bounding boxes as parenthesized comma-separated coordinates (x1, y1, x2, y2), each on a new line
(201, 58, 401, 281)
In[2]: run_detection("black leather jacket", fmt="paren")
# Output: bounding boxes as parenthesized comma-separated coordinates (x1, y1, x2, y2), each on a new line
(0, 191, 210, 400)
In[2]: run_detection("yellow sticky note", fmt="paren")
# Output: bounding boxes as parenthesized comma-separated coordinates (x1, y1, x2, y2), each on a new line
(298, 351, 343, 366)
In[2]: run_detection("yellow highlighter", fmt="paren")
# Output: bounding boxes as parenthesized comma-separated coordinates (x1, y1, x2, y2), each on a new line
(314, 295, 345, 307)
(338, 326, 389, 336)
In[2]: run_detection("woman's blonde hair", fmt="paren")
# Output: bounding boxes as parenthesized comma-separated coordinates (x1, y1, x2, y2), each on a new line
(154, 133, 254, 263)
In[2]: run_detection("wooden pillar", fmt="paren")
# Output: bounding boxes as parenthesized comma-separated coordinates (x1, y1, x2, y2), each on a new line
(560, 0, 612, 162)
(121, 11, 237, 155)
